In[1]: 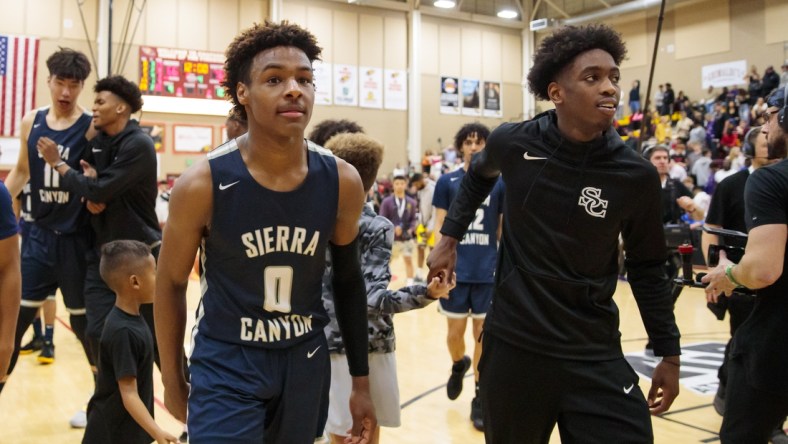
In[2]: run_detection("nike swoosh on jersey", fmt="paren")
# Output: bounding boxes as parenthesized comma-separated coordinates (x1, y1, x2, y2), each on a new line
(33, 124, 41, 128)
(307, 345, 321, 359)
(218, 180, 240, 191)
(623, 383, 634, 394)
(523, 152, 548, 161)
(91, 148, 102, 153)
(450, 177, 460, 181)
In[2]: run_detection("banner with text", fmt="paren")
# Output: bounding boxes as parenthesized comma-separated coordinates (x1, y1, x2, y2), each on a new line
(384, 69, 407, 110)
(313, 60, 332, 106)
(483, 81, 502, 117)
(334, 64, 358, 107)
(440, 76, 460, 115)
(701, 60, 747, 89)
(360, 67, 383, 109)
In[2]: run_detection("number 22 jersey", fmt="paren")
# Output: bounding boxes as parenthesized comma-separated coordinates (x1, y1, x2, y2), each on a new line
(196, 140, 338, 349)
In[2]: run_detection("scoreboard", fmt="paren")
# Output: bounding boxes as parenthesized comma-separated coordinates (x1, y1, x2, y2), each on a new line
(139, 46, 226, 100)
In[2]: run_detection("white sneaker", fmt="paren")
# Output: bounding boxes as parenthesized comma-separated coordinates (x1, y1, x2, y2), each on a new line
(69, 406, 87, 428)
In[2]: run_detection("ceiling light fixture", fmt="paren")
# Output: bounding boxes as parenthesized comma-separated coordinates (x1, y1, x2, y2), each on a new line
(434, 0, 456, 8)
(497, 9, 518, 19)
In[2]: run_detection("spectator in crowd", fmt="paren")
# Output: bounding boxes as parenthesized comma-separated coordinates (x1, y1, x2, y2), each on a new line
(629, 80, 641, 114)
(379, 173, 419, 286)
(761, 65, 780, 97)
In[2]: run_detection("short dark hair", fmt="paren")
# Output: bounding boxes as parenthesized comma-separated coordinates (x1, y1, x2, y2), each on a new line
(766, 87, 785, 109)
(95, 75, 143, 113)
(223, 20, 322, 121)
(309, 119, 365, 147)
(454, 122, 490, 152)
(527, 24, 627, 101)
(46, 47, 91, 81)
(324, 133, 384, 191)
(99, 240, 151, 292)
(644, 144, 669, 160)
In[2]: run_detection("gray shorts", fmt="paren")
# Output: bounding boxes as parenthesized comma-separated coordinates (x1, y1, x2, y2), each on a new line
(325, 352, 401, 435)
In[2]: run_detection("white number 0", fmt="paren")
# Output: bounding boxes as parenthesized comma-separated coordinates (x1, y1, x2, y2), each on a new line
(263, 266, 293, 313)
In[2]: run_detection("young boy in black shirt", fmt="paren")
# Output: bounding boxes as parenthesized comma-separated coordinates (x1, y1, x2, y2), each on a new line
(83, 240, 178, 444)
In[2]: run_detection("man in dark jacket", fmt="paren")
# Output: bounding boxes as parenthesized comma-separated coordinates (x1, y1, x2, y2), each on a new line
(428, 24, 681, 444)
(663, 83, 676, 116)
(761, 66, 780, 98)
(38, 75, 160, 365)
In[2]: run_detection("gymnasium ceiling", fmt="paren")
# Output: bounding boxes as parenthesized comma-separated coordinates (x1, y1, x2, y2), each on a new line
(346, 0, 693, 25)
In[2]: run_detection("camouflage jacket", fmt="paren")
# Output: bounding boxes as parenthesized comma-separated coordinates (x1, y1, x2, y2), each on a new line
(323, 205, 435, 354)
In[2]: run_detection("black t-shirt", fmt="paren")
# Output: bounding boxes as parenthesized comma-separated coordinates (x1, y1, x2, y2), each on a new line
(83, 306, 154, 444)
(732, 160, 788, 393)
(661, 178, 693, 224)
(705, 169, 749, 248)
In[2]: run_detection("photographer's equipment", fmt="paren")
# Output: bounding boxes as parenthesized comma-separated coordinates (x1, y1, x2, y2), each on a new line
(665, 223, 692, 250)
(672, 227, 754, 320)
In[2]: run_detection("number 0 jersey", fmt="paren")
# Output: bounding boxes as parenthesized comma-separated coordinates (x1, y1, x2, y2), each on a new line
(196, 140, 339, 349)
(27, 107, 91, 233)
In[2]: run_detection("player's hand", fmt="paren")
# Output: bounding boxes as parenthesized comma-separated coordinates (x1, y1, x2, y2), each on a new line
(86, 200, 106, 214)
(162, 377, 189, 423)
(426, 236, 458, 286)
(648, 357, 680, 415)
(36, 137, 60, 165)
(154, 430, 181, 444)
(394, 226, 403, 237)
(426, 272, 456, 299)
(700, 250, 736, 302)
(346, 376, 376, 444)
(80, 159, 98, 178)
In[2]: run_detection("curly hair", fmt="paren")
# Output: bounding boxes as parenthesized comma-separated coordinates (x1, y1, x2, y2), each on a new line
(454, 122, 490, 153)
(308, 119, 365, 147)
(95, 75, 143, 113)
(46, 47, 91, 82)
(527, 24, 627, 101)
(324, 133, 384, 191)
(223, 20, 322, 121)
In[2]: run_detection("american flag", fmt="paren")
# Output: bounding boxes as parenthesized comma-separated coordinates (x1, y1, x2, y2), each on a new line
(0, 34, 39, 137)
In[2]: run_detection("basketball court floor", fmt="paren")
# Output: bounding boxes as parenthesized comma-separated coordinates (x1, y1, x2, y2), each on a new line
(0, 261, 750, 443)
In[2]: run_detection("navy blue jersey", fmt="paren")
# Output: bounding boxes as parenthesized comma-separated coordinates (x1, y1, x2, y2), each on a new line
(433, 168, 504, 283)
(27, 108, 91, 233)
(18, 183, 32, 237)
(197, 140, 339, 349)
(0, 181, 16, 240)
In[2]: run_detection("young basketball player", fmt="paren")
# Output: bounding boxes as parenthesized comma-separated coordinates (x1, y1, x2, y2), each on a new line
(429, 24, 681, 443)
(433, 122, 503, 432)
(155, 21, 376, 443)
(0, 182, 21, 380)
(83, 240, 178, 444)
(1, 49, 95, 428)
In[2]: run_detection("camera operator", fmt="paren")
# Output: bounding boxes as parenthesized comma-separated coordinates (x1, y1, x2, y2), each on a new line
(703, 87, 788, 443)
(646, 145, 705, 226)
(646, 145, 705, 305)
(702, 121, 787, 442)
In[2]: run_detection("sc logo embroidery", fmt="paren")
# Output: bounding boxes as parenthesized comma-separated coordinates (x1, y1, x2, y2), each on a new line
(578, 187, 608, 218)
